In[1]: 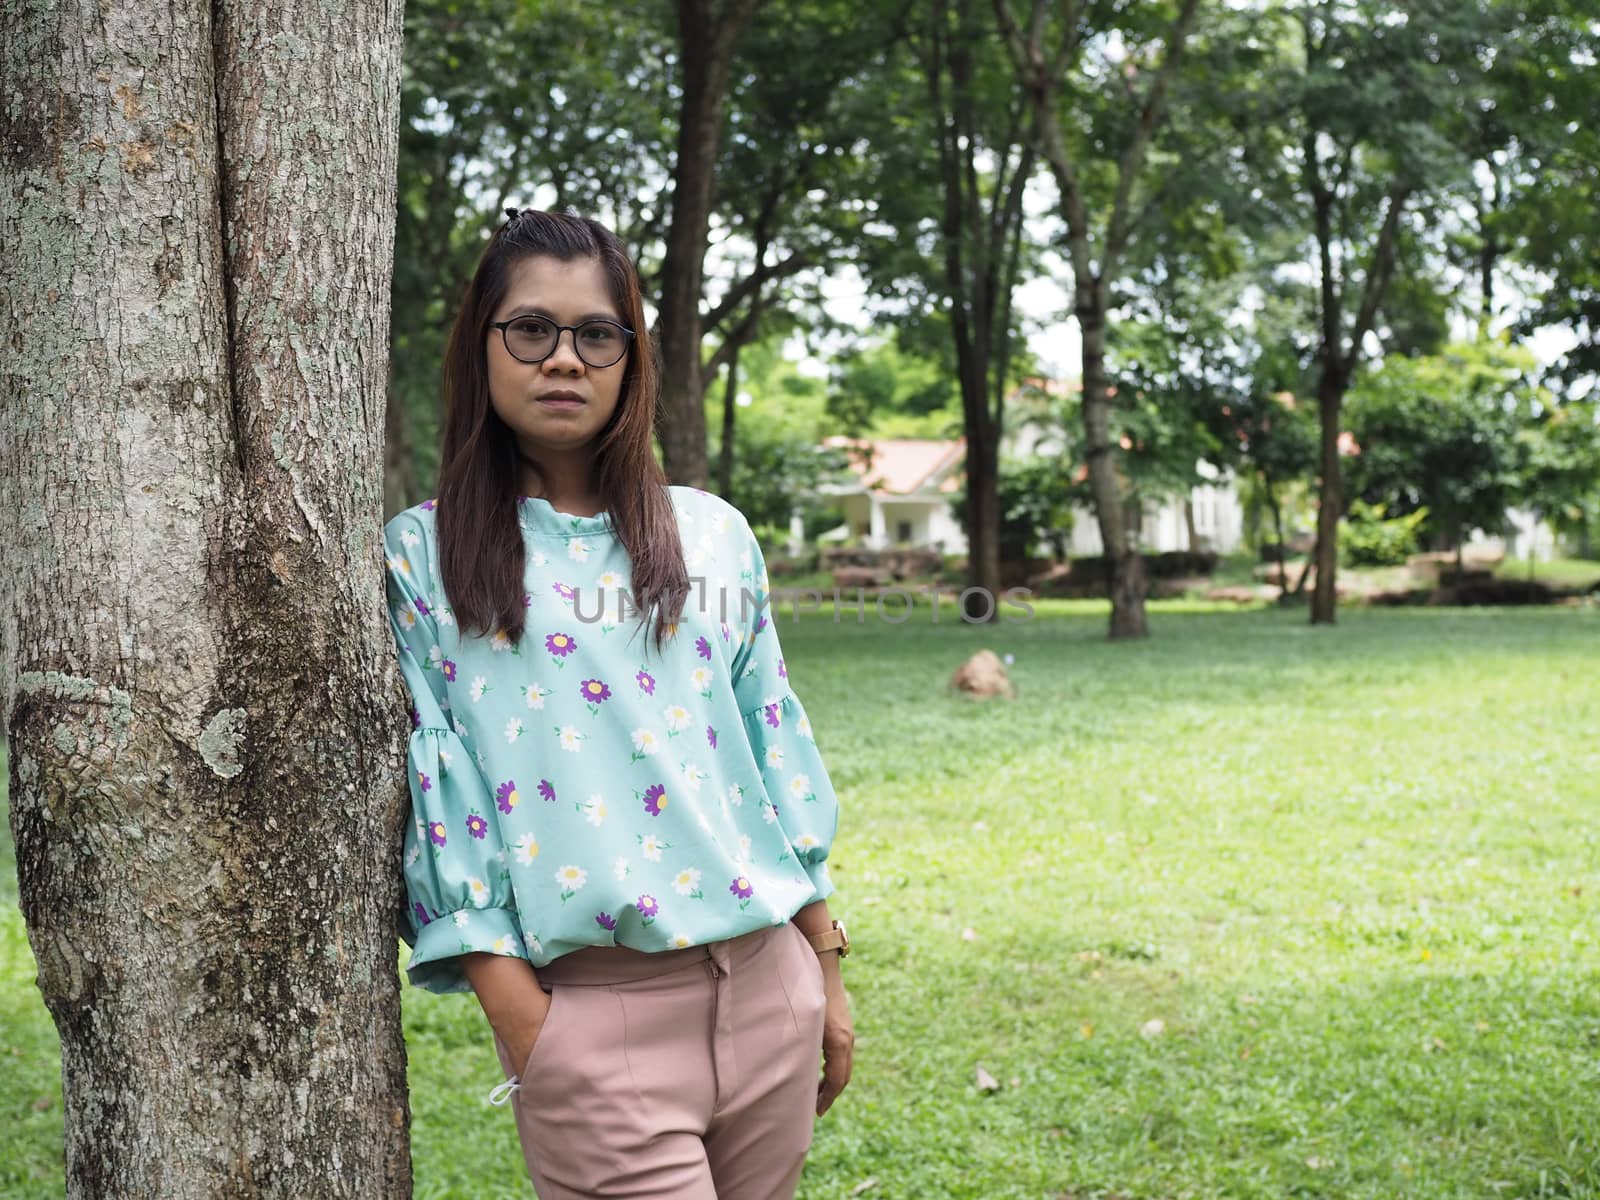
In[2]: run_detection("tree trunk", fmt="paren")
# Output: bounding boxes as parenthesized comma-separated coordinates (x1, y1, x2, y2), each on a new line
(1267, 481, 1287, 589)
(1, 0, 412, 1194)
(1080, 298, 1148, 638)
(655, 0, 760, 488)
(1183, 497, 1198, 552)
(716, 338, 741, 500)
(1311, 367, 1344, 624)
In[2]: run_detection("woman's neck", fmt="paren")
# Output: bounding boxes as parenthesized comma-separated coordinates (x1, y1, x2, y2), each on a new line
(517, 446, 602, 516)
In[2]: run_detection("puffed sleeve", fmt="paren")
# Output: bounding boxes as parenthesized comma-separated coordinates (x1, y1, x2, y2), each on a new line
(384, 510, 529, 994)
(728, 515, 840, 902)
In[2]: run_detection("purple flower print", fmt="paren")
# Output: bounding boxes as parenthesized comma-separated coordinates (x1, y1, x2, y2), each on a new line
(636, 894, 659, 920)
(413, 901, 432, 927)
(695, 636, 711, 660)
(465, 812, 488, 840)
(778, 657, 787, 679)
(421, 498, 436, 511)
(538, 778, 557, 802)
(642, 783, 668, 817)
(545, 631, 576, 657)
(754, 614, 768, 635)
(496, 779, 520, 813)
(409, 705, 421, 730)
(636, 668, 656, 695)
(441, 658, 458, 683)
(720, 621, 731, 643)
(416, 768, 432, 793)
(596, 911, 618, 931)
(706, 724, 718, 750)
(523, 591, 532, 608)
(580, 678, 612, 705)
(415, 598, 431, 617)
(428, 820, 447, 848)
(763, 702, 782, 729)
(730, 875, 754, 900)
(553, 582, 576, 602)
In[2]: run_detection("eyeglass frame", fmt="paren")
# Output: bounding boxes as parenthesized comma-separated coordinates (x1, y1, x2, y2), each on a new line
(488, 315, 637, 369)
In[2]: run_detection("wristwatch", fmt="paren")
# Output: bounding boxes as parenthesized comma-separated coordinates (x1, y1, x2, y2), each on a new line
(805, 918, 849, 958)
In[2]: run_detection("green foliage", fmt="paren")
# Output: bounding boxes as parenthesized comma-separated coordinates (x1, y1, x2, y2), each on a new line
(1344, 337, 1536, 548)
(1339, 498, 1429, 567)
(949, 457, 1077, 561)
(825, 335, 961, 437)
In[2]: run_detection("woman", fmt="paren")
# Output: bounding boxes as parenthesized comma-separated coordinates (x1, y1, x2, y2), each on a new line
(382, 208, 853, 1199)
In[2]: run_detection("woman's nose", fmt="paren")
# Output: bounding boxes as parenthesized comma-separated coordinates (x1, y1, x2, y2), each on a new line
(542, 328, 585, 372)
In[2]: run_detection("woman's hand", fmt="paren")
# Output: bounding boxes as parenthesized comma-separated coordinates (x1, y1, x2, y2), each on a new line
(816, 963, 854, 1116)
(499, 989, 554, 1081)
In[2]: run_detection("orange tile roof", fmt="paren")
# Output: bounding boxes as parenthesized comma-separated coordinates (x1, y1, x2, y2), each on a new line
(820, 436, 966, 496)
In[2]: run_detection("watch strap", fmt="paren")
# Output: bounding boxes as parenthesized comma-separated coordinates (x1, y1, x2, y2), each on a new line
(805, 920, 849, 957)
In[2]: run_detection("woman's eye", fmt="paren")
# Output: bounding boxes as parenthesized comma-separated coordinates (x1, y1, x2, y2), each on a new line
(514, 318, 552, 335)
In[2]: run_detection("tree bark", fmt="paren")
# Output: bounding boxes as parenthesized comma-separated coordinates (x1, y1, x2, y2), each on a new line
(655, 0, 761, 488)
(1, 0, 411, 1193)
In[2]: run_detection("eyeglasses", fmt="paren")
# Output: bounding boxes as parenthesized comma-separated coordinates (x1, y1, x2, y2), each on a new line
(489, 315, 635, 369)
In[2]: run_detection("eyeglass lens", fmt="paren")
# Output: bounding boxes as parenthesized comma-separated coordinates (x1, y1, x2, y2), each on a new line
(505, 318, 628, 368)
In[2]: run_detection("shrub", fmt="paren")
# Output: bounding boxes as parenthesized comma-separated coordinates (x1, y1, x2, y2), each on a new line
(1339, 499, 1429, 567)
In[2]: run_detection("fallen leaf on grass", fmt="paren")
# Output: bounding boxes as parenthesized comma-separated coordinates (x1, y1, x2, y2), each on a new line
(1139, 1018, 1165, 1039)
(975, 1065, 1000, 1092)
(849, 1179, 878, 1195)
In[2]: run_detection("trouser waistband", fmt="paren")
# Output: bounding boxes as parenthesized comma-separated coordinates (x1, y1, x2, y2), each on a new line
(533, 923, 781, 986)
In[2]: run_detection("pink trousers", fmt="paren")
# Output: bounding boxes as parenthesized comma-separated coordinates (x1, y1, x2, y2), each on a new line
(488, 919, 828, 1198)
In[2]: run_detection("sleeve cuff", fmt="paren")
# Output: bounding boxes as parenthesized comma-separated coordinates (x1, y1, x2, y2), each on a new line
(404, 905, 527, 995)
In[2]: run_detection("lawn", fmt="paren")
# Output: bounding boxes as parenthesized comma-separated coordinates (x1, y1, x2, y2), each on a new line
(4, 599, 1598, 1199)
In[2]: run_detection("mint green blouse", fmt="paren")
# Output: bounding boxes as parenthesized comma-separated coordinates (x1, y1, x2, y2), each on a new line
(383, 484, 840, 994)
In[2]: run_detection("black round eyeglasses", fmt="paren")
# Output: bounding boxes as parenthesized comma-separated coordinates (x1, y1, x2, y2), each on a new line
(489, 315, 636, 369)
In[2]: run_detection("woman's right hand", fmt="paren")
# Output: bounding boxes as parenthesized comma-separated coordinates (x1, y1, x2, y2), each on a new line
(499, 989, 554, 1080)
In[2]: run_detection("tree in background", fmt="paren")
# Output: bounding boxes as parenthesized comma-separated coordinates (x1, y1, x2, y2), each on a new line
(994, 0, 1206, 638)
(1343, 337, 1537, 564)
(2, 0, 410, 1192)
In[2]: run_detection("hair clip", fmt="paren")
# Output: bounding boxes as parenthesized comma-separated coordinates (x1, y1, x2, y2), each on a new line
(504, 206, 523, 222)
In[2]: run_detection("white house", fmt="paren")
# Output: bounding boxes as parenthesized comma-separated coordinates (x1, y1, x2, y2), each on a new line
(801, 431, 1246, 557)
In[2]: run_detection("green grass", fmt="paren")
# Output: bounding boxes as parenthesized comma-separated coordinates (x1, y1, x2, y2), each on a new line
(1495, 557, 1600, 590)
(4, 602, 1599, 1198)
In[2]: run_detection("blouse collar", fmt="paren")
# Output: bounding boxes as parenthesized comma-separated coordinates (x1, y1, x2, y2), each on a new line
(517, 495, 615, 538)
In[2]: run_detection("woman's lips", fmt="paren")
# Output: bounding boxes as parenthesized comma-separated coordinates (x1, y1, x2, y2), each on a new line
(537, 392, 585, 408)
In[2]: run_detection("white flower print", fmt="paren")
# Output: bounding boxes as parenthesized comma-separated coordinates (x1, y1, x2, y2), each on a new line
(427, 644, 444, 666)
(504, 717, 525, 743)
(739, 546, 753, 573)
(436, 606, 456, 628)
(398, 605, 419, 631)
(524, 931, 543, 957)
(663, 704, 691, 732)
(530, 550, 549, 568)
(669, 933, 693, 949)
(568, 538, 590, 562)
(405, 842, 420, 867)
(795, 833, 820, 853)
(523, 682, 551, 710)
(491, 934, 518, 955)
(438, 746, 453, 768)
(489, 629, 512, 652)
(475, 750, 486, 770)
(788, 773, 812, 800)
(467, 878, 490, 904)
(631, 728, 662, 756)
(738, 834, 752, 862)
(555, 864, 588, 893)
(597, 569, 625, 589)
(452, 911, 470, 927)
(726, 782, 746, 807)
(513, 833, 540, 865)
(558, 724, 585, 752)
(679, 761, 708, 792)
(690, 666, 712, 693)
(387, 553, 410, 578)
(583, 793, 608, 826)
(454, 716, 470, 738)
(470, 675, 489, 702)
(640, 834, 666, 862)
(797, 714, 812, 738)
(614, 856, 631, 880)
(672, 867, 703, 897)
(765, 744, 785, 770)
(762, 800, 778, 824)
(400, 529, 421, 548)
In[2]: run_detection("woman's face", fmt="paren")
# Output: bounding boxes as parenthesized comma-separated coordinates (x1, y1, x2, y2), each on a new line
(486, 254, 628, 465)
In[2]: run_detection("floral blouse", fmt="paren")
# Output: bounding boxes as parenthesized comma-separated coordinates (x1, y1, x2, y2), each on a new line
(383, 484, 840, 994)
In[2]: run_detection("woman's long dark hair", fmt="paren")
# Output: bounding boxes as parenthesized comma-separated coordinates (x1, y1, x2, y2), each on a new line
(434, 208, 688, 654)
